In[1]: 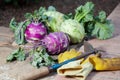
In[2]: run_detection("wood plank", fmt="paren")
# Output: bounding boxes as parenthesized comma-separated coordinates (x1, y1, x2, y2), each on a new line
(0, 3, 120, 80)
(52, 3, 120, 80)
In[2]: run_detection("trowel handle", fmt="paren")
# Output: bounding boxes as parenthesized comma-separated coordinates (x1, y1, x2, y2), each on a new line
(21, 66, 50, 80)
(50, 50, 96, 70)
(6, 64, 50, 80)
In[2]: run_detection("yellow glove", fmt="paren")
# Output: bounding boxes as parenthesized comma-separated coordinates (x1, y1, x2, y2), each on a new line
(57, 58, 93, 80)
(58, 49, 82, 63)
(89, 55, 120, 70)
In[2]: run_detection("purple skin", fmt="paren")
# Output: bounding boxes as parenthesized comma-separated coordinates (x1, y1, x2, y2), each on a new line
(41, 32, 70, 54)
(25, 22, 47, 43)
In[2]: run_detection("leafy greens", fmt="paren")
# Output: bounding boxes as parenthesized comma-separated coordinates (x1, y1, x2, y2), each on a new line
(30, 47, 55, 68)
(74, 2, 114, 39)
(92, 11, 114, 39)
(7, 47, 26, 62)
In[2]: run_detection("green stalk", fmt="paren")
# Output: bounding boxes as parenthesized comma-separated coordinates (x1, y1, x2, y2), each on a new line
(74, 2, 94, 22)
(74, 11, 90, 22)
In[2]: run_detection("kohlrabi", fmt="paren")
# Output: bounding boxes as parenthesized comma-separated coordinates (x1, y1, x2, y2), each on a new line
(59, 19, 85, 43)
(43, 6, 65, 32)
(59, 2, 94, 43)
(25, 21, 47, 43)
(41, 32, 69, 54)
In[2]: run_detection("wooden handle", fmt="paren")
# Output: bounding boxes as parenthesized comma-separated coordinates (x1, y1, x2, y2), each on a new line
(20, 66, 50, 80)
(0, 63, 50, 80)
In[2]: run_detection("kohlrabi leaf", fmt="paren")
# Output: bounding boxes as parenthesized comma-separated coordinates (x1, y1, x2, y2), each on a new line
(38, 7, 46, 17)
(43, 11, 65, 32)
(39, 7, 46, 13)
(24, 7, 46, 20)
(15, 22, 25, 45)
(24, 13, 33, 19)
(15, 20, 30, 45)
(9, 18, 18, 32)
(91, 10, 114, 40)
(92, 20, 114, 39)
(82, 14, 93, 22)
(16, 48, 26, 61)
(7, 47, 26, 62)
(7, 52, 15, 62)
(47, 17, 57, 32)
(84, 22, 95, 37)
(97, 11, 106, 22)
(74, 2, 94, 22)
(48, 6, 56, 11)
(30, 47, 55, 68)
(64, 13, 74, 19)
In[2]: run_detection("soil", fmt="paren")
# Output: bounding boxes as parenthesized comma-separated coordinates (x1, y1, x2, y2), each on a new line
(0, 0, 120, 27)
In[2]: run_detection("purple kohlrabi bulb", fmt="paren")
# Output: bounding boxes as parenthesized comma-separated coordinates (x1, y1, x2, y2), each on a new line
(25, 22, 47, 43)
(41, 32, 70, 54)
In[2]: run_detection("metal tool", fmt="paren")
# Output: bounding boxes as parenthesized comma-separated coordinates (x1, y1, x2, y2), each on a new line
(27, 41, 97, 80)
(49, 41, 97, 71)
(2, 41, 97, 80)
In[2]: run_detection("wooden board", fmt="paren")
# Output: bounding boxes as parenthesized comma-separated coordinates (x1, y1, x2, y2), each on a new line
(0, 3, 120, 80)
(51, 3, 120, 80)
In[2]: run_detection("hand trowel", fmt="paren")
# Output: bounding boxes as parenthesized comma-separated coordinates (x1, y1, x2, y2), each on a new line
(0, 41, 97, 80)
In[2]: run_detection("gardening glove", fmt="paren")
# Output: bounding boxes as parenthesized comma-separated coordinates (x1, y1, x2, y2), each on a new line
(58, 49, 82, 63)
(89, 54, 120, 70)
(57, 58, 93, 80)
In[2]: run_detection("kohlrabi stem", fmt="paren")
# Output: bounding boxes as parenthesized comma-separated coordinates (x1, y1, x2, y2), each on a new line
(74, 12, 89, 22)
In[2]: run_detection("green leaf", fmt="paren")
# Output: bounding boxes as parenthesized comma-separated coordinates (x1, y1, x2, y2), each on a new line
(24, 7, 46, 21)
(48, 18, 57, 32)
(15, 22, 25, 45)
(14, 20, 30, 45)
(97, 11, 106, 22)
(64, 13, 73, 19)
(92, 21, 114, 39)
(41, 15, 47, 21)
(38, 7, 46, 16)
(24, 13, 33, 19)
(33, 10, 39, 18)
(30, 47, 55, 68)
(83, 2, 94, 13)
(6, 48, 19, 62)
(44, 16, 57, 32)
(43, 10, 65, 32)
(74, 2, 95, 38)
(6, 54, 14, 62)
(74, 2, 94, 22)
(82, 14, 93, 22)
(48, 6, 56, 11)
(84, 22, 95, 37)
(7, 47, 26, 62)
(16, 48, 26, 61)
(9, 18, 17, 32)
